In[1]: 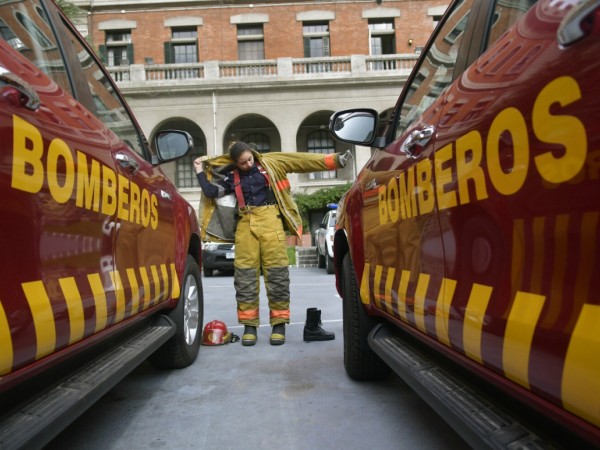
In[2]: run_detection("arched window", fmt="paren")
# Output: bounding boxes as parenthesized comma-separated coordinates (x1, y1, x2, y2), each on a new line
(307, 130, 336, 179)
(16, 11, 53, 49)
(242, 133, 270, 153)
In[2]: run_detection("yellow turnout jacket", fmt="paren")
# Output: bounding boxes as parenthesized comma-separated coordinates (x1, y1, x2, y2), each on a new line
(200, 150, 345, 242)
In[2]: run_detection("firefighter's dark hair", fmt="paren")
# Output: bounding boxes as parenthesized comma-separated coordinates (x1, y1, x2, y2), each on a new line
(228, 141, 253, 162)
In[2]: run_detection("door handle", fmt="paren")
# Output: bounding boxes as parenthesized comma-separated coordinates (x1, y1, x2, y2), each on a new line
(401, 125, 435, 158)
(0, 72, 40, 111)
(115, 152, 140, 175)
(557, 0, 600, 46)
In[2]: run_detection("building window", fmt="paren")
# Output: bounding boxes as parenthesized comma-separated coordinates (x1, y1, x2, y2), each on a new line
(307, 130, 336, 180)
(303, 22, 330, 57)
(237, 24, 264, 60)
(176, 148, 202, 188)
(171, 27, 198, 63)
(242, 133, 270, 153)
(163, 27, 200, 78)
(0, 20, 25, 50)
(16, 11, 53, 49)
(368, 19, 395, 70)
(103, 29, 133, 66)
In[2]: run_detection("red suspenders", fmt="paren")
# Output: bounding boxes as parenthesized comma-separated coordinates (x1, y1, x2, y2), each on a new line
(232, 163, 271, 210)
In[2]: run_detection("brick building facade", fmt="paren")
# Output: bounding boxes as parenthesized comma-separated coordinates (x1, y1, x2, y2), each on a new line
(71, 0, 449, 236)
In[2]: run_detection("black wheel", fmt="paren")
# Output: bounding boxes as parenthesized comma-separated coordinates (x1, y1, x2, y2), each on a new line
(203, 266, 213, 277)
(342, 253, 390, 380)
(317, 248, 326, 268)
(150, 255, 203, 369)
(326, 253, 334, 274)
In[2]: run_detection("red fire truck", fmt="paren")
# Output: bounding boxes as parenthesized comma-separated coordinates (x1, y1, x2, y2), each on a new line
(329, 0, 600, 447)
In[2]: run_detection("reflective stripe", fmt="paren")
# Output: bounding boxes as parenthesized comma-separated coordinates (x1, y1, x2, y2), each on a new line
(270, 309, 290, 319)
(324, 154, 336, 170)
(238, 309, 259, 320)
(275, 179, 290, 191)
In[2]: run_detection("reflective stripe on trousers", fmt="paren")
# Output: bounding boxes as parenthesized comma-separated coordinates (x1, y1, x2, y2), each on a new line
(234, 205, 290, 326)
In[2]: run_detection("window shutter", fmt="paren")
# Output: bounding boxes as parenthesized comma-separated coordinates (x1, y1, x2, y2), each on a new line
(98, 44, 107, 64)
(164, 42, 173, 63)
(126, 44, 134, 64)
(303, 37, 311, 57)
(323, 36, 330, 57)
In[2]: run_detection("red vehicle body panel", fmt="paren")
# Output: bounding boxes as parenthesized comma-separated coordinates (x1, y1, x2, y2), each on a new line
(335, 0, 600, 444)
(0, 0, 200, 393)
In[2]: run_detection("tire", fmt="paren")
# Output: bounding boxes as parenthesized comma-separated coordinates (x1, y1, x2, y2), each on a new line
(342, 253, 390, 380)
(326, 253, 334, 274)
(317, 247, 326, 268)
(149, 255, 203, 369)
(203, 267, 213, 277)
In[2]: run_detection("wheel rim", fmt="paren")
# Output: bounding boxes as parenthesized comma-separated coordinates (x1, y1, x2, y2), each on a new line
(183, 274, 200, 345)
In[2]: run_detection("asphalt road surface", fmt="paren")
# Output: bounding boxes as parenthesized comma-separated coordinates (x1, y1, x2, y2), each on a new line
(47, 267, 470, 450)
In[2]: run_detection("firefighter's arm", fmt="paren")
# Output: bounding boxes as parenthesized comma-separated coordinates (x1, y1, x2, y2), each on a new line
(264, 151, 351, 174)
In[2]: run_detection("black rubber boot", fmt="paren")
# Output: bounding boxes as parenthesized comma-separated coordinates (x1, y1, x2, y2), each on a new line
(242, 325, 257, 346)
(303, 308, 335, 341)
(270, 323, 286, 345)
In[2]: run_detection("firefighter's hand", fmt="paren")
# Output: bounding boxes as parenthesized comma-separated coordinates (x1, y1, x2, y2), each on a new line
(193, 158, 203, 173)
(338, 149, 352, 168)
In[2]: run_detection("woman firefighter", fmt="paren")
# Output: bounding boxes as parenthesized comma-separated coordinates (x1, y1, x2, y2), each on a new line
(194, 142, 350, 346)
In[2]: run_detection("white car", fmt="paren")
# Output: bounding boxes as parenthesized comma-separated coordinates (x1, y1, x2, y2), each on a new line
(315, 209, 336, 274)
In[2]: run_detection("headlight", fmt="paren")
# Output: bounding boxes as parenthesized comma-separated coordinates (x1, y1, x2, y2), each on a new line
(203, 243, 219, 251)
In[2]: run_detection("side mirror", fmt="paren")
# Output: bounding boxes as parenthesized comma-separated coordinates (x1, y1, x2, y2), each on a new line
(154, 130, 194, 163)
(329, 108, 379, 146)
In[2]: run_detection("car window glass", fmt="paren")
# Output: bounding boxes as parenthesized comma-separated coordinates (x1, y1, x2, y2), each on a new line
(0, 0, 73, 97)
(394, 0, 472, 140)
(62, 20, 146, 157)
(485, 0, 537, 50)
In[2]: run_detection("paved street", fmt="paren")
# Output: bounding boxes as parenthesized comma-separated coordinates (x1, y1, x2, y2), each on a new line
(48, 267, 469, 449)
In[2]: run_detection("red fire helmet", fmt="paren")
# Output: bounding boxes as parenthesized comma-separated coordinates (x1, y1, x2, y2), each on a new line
(201, 320, 233, 346)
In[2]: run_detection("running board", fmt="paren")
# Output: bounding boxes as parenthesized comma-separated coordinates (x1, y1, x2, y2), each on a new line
(368, 324, 549, 450)
(0, 317, 176, 450)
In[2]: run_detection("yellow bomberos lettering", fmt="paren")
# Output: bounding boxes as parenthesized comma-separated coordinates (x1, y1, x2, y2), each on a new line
(102, 166, 117, 216)
(434, 143, 458, 210)
(487, 107, 529, 195)
(377, 76, 588, 226)
(11, 115, 44, 193)
(532, 76, 586, 184)
(10, 114, 159, 229)
(456, 130, 488, 205)
(76, 150, 101, 211)
(416, 159, 434, 215)
(47, 138, 75, 204)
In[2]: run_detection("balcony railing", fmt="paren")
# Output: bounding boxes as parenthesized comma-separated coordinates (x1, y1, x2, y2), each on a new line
(106, 54, 419, 85)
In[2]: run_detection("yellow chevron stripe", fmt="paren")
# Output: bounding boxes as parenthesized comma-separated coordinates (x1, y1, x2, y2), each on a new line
(384, 267, 396, 316)
(397, 270, 411, 322)
(170, 263, 180, 299)
(0, 300, 13, 376)
(126, 268, 141, 315)
(150, 265, 161, 306)
(373, 265, 384, 309)
(59, 277, 85, 345)
(160, 264, 170, 302)
(88, 273, 108, 333)
(22, 281, 56, 359)
(562, 304, 600, 427)
(463, 283, 492, 364)
(109, 271, 126, 323)
(435, 277, 457, 346)
(139, 267, 152, 310)
(414, 273, 430, 332)
(503, 291, 545, 389)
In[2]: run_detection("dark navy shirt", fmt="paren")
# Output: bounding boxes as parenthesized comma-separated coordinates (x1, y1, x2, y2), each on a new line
(197, 165, 275, 206)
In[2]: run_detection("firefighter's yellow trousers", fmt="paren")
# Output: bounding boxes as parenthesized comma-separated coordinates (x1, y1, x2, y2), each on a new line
(233, 205, 290, 326)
